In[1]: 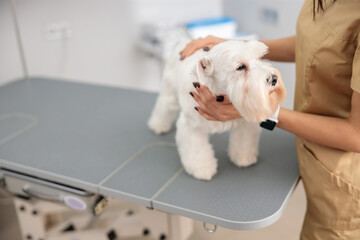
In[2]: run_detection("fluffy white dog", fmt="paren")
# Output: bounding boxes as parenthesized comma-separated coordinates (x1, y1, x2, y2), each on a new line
(148, 40, 286, 180)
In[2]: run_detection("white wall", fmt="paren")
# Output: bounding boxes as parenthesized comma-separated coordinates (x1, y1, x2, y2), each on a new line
(0, 0, 222, 92)
(0, 0, 23, 86)
(224, 0, 304, 109)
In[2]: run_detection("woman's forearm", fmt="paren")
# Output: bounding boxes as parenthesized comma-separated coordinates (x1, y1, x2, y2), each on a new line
(277, 108, 360, 153)
(261, 36, 296, 62)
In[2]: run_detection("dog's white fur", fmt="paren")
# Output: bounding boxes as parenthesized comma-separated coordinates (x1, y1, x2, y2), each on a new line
(148, 40, 286, 180)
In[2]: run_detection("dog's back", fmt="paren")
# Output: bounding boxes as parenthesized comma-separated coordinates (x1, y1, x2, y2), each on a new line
(162, 41, 208, 91)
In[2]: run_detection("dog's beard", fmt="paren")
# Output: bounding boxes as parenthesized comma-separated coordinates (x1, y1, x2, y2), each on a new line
(227, 75, 272, 122)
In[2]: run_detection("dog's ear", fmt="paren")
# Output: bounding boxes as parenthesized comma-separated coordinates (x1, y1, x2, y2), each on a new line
(245, 41, 268, 59)
(196, 58, 213, 84)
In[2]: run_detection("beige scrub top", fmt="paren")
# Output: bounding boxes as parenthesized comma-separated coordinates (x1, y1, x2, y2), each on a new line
(295, 0, 360, 238)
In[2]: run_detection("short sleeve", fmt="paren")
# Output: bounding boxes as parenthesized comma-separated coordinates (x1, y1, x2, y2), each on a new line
(351, 37, 360, 93)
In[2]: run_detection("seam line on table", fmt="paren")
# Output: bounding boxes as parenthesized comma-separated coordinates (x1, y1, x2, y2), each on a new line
(97, 141, 177, 187)
(0, 113, 38, 146)
(149, 167, 184, 208)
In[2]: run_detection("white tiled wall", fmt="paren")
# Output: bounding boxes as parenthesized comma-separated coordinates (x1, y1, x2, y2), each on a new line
(0, 0, 222, 92)
(9, 0, 138, 88)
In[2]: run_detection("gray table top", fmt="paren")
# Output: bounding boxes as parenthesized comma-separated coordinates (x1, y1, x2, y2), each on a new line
(0, 77, 299, 230)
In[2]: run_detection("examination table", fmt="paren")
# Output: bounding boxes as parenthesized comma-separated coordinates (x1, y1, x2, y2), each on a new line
(0, 78, 299, 239)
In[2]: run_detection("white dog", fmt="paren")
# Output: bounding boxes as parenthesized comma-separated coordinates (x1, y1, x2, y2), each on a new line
(148, 40, 286, 180)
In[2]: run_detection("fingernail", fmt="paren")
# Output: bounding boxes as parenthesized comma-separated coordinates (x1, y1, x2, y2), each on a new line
(216, 96, 224, 102)
(194, 107, 198, 111)
(203, 46, 210, 51)
(179, 51, 183, 55)
(189, 92, 194, 97)
(192, 82, 200, 88)
(180, 56, 185, 60)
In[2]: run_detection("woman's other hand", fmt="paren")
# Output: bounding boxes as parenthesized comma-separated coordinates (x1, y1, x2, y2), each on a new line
(190, 83, 241, 122)
(180, 35, 227, 60)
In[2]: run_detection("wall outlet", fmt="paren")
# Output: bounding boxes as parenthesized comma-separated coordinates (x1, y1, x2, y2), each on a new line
(260, 7, 278, 25)
(44, 21, 72, 41)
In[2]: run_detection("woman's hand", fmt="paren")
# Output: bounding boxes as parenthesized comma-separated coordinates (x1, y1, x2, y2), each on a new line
(180, 35, 227, 60)
(190, 69, 284, 122)
(190, 82, 241, 122)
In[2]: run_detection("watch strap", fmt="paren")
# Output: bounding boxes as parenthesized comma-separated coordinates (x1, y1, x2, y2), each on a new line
(260, 105, 280, 130)
(260, 120, 277, 130)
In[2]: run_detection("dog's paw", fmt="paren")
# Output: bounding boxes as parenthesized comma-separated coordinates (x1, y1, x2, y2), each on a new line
(192, 165, 217, 181)
(230, 155, 257, 168)
(147, 117, 172, 135)
(183, 159, 218, 181)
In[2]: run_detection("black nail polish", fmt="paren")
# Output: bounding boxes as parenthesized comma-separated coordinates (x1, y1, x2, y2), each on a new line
(193, 82, 197, 88)
(194, 107, 198, 111)
(190, 92, 194, 97)
(195, 82, 200, 88)
(216, 96, 224, 102)
(203, 46, 210, 51)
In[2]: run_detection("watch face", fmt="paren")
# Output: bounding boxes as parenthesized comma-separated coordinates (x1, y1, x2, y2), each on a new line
(260, 120, 276, 130)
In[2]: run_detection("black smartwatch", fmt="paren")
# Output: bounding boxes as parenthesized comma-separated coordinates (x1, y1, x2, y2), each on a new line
(260, 105, 280, 131)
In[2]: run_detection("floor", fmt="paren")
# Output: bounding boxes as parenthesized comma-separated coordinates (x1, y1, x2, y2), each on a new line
(0, 181, 306, 240)
(0, 188, 22, 240)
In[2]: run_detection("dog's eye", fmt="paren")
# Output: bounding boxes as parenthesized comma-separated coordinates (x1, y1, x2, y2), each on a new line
(236, 64, 246, 71)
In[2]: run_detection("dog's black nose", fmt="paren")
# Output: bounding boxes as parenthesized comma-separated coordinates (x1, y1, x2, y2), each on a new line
(271, 74, 277, 86)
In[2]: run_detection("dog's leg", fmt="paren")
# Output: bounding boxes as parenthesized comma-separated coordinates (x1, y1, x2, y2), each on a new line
(176, 113, 217, 180)
(148, 75, 179, 135)
(228, 120, 261, 168)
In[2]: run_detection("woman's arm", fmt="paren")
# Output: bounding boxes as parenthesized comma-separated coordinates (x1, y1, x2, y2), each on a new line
(191, 82, 360, 153)
(277, 91, 360, 152)
(261, 36, 296, 62)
